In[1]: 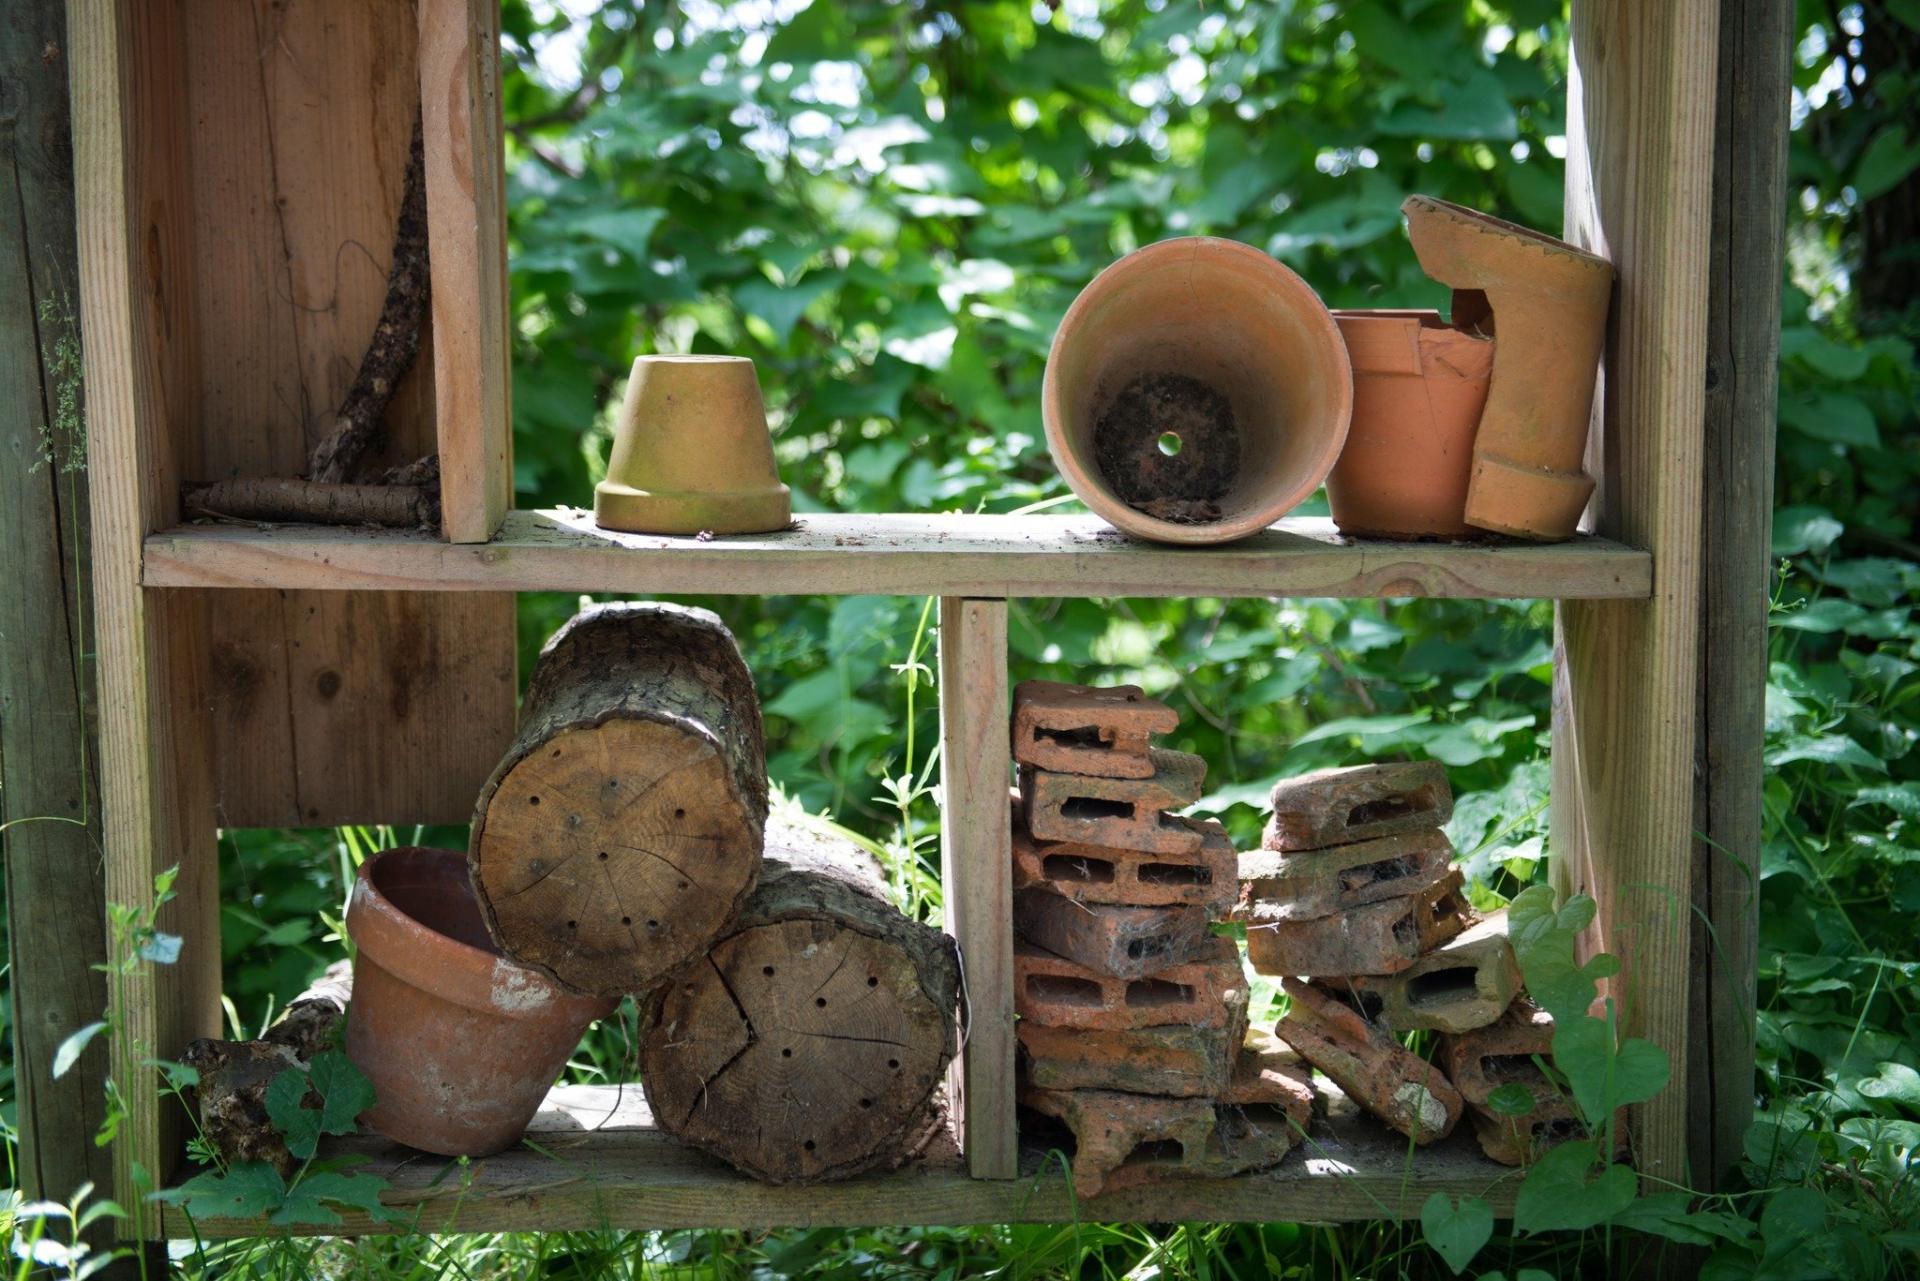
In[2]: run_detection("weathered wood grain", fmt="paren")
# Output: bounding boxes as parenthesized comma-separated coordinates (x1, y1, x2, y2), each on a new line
(418, 0, 512, 544)
(1553, 0, 1719, 1190)
(143, 510, 1654, 601)
(154, 1082, 1525, 1237)
(938, 598, 1016, 1178)
(1692, 0, 1787, 1193)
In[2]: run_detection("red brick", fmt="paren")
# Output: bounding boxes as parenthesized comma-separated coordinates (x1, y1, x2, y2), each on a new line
(1263, 761, 1453, 851)
(1013, 889, 1213, 979)
(1236, 829, 1455, 922)
(1245, 870, 1468, 978)
(1015, 936, 1242, 1031)
(1018, 991, 1246, 1097)
(1021, 750, 1207, 855)
(1012, 680, 1177, 779)
(1224, 1029, 1317, 1129)
(1011, 796, 1237, 913)
(1438, 994, 1599, 1167)
(1020, 1083, 1301, 1197)
(1338, 911, 1521, 1033)
(1274, 978, 1462, 1145)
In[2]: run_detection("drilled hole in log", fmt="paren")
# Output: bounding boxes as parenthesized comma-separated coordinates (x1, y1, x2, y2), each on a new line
(1042, 854, 1115, 883)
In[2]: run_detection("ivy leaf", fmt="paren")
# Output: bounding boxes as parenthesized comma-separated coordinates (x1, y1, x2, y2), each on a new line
(1610, 1192, 1757, 1246)
(1858, 1061, 1920, 1111)
(1487, 1082, 1539, 1117)
(1510, 1141, 1637, 1234)
(150, 1162, 287, 1221)
(269, 1170, 402, 1228)
(1420, 1192, 1492, 1275)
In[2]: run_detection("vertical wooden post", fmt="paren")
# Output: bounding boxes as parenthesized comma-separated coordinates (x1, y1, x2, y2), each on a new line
(1692, 0, 1789, 1192)
(938, 596, 1017, 1179)
(1, 0, 115, 1232)
(1553, 0, 1719, 1190)
(419, 0, 513, 544)
(69, 0, 222, 1218)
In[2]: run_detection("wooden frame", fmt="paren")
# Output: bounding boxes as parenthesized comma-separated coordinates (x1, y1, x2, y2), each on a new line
(68, 0, 1734, 1240)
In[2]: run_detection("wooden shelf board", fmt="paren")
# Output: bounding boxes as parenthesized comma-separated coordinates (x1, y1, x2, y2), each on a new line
(143, 509, 1650, 600)
(158, 1084, 1522, 1238)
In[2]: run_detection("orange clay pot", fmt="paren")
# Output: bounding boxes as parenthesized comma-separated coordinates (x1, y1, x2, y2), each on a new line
(1402, 195, 1613, 541)
(1042, 237, 1353, 545)
(345, 847, 615, 1157)
(1326, 310, 1493, 539)
(594, 355, 792, 536)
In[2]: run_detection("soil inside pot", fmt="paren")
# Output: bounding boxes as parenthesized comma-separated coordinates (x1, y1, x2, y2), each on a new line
(1091, 373, 1238, 524)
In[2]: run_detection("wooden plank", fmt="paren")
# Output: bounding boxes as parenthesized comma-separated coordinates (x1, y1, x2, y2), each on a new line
(155, 1083, 1524, 1237)
(418, 0, 512, 544)
(69, 0, 222, 1214)
(0, 0, 116, 1235)
(1552, 0, 1718, 1190)
(937, 598, 1016, 1179)
(1692, 0, 1787, 1193)
(177, 0, 515, 827)
(144, 510, 1655, 601)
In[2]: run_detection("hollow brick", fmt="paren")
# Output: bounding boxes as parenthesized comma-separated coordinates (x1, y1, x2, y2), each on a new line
(1335, 911, 1521, 1033)
(1262, 760, 1453, 851)
(1011, 795, 1237, 913)
(1013, 889, 1213, 979)
(1274, 978, 1462, 1145)
(1021, 750, 1207, 855)
(1020, 1081, 1302, 1197)
(1014, 936, 1242, 1032)
(1017, 990, 1246, 1097)
(1244, 870, 1468, 978)
(1438, 993, 1599, 1167)
(1011, 679, 1177, 779)
(1236, 829, 1455, 923)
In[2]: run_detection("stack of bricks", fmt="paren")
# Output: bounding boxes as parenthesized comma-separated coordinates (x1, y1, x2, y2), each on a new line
(1240, 761, 1556, 1164)
(1008, 681, 1313, 1196)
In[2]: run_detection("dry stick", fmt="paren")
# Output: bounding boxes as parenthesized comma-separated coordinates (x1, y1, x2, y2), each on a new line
(181, 114, 436, 528)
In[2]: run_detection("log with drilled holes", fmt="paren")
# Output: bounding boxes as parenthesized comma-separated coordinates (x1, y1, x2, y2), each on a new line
(469, 601, 768, 996)
(639, 819, 961, 1183)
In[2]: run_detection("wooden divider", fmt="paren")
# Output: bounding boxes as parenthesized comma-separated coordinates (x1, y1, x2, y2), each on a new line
(1553, 0, 1719, 1189)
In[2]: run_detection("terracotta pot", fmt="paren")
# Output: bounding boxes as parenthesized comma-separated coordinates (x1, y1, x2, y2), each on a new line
(1042, 237, 1353, 545)
(1327, 310, 1493, 539)
(594, 355, 792, 536)
(345, 847, 615, 1157)
(1401, 195, 1613, 541)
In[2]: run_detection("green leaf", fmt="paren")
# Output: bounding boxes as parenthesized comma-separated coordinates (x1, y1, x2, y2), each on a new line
(150, 1162, 287, 1221)
(735, 274, 840, 345)
(1853, 125, 1920, 200)
(53, 1021, 108, 1079)
(1510, 1141, 1637, 1234)
(568, 208, 668, 262)
(1420, 1193, 1493, 1275)
(1765, 733, 1887, 773)
(269, 1170, 402, 1228)
(1377, 70, 1519, 141)
(266, 1051, 376, 1161)
(1771, 506, 1844, 557)
(1858, 1061, 1920, 1110)
(1487, 1082, 1539, 1117)
(1610, 1192, 1757, 1246)
(1778, 391, 1879, 449)
(1743, 1109, 1820, 1180)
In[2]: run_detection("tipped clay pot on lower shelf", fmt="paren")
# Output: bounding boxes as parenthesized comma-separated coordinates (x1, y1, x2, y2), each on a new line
(1042, 236, 1353, 545)
(594, 355, 792, 536)
(1327, 310, 1493, 539)
(1402, 195, 1613, 541)
(345, 846, 615, 1157)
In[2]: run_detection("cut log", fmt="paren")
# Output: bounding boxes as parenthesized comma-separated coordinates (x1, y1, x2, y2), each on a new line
(470, 602, 768, 997)
(639, 819, 961, 1183)
(179, 962, 353, 1176)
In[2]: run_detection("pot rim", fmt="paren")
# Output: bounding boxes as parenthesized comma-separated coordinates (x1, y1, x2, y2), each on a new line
(347, 847, 613, 1022)
(1042, 235, 1353, 545)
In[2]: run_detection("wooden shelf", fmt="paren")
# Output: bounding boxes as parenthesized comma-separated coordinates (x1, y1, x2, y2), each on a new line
(143, 509, 1651, 600)
(157, 1084, 1521, 1237)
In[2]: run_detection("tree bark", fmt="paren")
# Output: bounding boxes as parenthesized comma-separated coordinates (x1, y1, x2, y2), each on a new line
(183, 476, 437, 528)
(639, 819, 961, 1183)
(470, 601, 769, 997)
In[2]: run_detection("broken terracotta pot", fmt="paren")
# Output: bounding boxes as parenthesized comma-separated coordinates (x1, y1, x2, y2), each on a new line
(1401, 195, 1613, 541)
(344, 846, 615, 1157)
(1326, 310, 1492, 539)
(1042, 236, 1353, 544)
(594, 354, 792, 536)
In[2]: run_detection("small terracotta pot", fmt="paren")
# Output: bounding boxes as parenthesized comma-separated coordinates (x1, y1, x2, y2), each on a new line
(1327, 310, 1493, 539)
(1401, 195, 1613, 541)
(345, 847, 615, 1157)
(594, 355, 792, 536)
(1042, 237, 1353, 545)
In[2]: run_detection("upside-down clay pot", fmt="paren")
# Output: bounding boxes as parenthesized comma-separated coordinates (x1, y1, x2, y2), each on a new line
(594, 355, 792, 535)
(1042, 237, 1353, 545)
(1327, 310, 1493, 539)
(1401, 195, 1614, 541)
(345, 847, 615, 1157)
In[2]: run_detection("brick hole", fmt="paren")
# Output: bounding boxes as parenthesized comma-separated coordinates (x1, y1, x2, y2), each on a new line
(1347, 793, 1420, 828)
(1536, 1117, 1582, 1142)
(1061, 796, 1132, 821)
(1034, 724, 1106, 749)
(1121, 1138, 1185, 1166)
(1338, 854, 1419, 893)
(1027, 974, 1104, 1007)
(1126, 936, 1175, 963)
(1238, 1103, 1294, 1132)
(1483, 1053, 1543, 1083)
(1408, 966, 1479, 1006)
(1125, 978, 1194, 1008)
(1138, 863, 1209, 886)
(1042, 853, 1115, 884)
(1391, 909, 1419, 948)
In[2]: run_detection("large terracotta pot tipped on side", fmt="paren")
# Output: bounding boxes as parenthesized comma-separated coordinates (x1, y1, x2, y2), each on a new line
(1402, 195, 1613, 542)
(344, 847, 615, 1157)
(1327, 310, 1493, 539)
(1042, 237, 1353, 545)
(594, 355, 792, 536)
